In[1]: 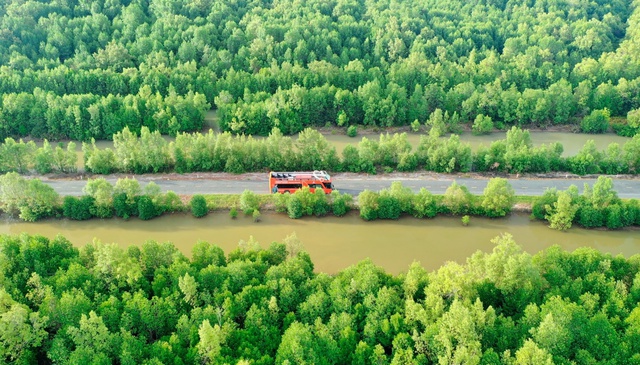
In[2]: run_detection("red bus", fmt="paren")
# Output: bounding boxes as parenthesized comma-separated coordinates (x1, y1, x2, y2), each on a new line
(269, 171, 334, 194)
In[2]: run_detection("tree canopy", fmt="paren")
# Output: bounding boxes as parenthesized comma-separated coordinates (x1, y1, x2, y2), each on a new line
(1, 233, 639, 364)
(1, 0, 640, 137)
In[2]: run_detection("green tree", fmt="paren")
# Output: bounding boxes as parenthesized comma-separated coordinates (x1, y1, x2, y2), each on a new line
(83, 178, 114, 218)
(34, 140, 55, 174)
(0, 292, 48, 363)
(66, 311, 115, 364)
(545, 191, 578, 231)
(191, 195, 208, 218)
(239, 190, 260, 215)
(512, 339, 554, 365)
(197, 320, 229, 364)
(472, 114, 493, 135)
(442, 181, 474, 215)
(0, 173, 60, 221)
(581, 108, 610, 134)
(481, 178, 515, 217)
(427, 108, 447, 137)
(114, 178, 141, 205)
(0, 138, 36, 174)
(137, 195, 159, 220)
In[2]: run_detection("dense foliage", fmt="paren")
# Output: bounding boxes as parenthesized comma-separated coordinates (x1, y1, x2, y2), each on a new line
(82, 127, 640, 175)
(2, 124, 640, 176)
(0, 173, 189, 221)
(533, 176, 640, 230)
(2, 0, 640, 138)
(357, 180, 515, 221)
(1, 232, 640, 364)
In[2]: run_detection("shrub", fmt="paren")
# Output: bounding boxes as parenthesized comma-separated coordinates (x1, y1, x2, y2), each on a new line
(287, 195, 303, 219)
(605, 204, 623, 230)
(377, 195, 401, 219)
(412, 188, 437, 218)
(312, 189, 330, 217)
(532, 189, 558, 220)
(545, 191, 578, 231)
(462, 215, 470, 226)
(240, 190, 260, 215)
(252, 209, 261, 222)
(158, 191, 185, 213)
(293, 187, 316, 216)
(331, 191, 352, 217)
(581, 108, 610, 134)
(442, 181, 474, 215)
(576, 205, 604, 228)
(347, 125, 358, 137)
(138, 195, 160, 220)
(358, 190, 379, 221)
(62, 196, 94, 220)
(472, 114, 493, 135)
(92, 205, 114, 219)
(230, 207, 238, 219)
(481, 178, 515, 217)
(191, 195, 208, 218)
(623, 200, 640, 226)
(274, 193, 290, 213)
(410, 119, 421, 132)
(113, 193, 138, 219)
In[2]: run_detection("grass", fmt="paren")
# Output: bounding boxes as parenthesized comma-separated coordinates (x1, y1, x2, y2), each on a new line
(515, 195, 536, 204)
(203, 194, 274, 210)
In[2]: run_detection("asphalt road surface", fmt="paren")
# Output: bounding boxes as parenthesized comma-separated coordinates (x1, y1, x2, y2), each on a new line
(40, 173, 640, 199)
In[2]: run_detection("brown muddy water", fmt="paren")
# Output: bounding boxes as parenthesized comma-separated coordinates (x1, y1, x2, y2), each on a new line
(1, 212, 638, 274)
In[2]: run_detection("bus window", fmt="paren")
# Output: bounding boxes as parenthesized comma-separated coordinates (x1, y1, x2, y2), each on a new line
(323, 182, 332, 189)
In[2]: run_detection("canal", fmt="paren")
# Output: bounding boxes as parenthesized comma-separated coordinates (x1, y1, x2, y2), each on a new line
(2, 212, 638, 274)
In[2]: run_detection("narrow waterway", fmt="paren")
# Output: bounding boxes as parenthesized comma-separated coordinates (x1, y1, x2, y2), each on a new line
(2, 212, 637, 274)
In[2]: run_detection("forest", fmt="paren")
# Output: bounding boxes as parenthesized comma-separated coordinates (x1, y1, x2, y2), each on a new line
(1, 0, 640, 138)
(2, 232, 640, 364)
(3, 1, 640, 363)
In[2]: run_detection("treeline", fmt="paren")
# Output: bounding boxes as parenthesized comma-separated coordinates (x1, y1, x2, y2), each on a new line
(0, 87, 209, 141)
(0, 173, 186, 222)
(80, 126, 640, 175)
(2, 232, 640, 364)
(2, 126, 640, 175)
(2, 0, 640, 137)
(216, 77, 640, 136)
(4, 171, 639, 233)
(356, 179, 515, 221)
(533, 175, 640, 231)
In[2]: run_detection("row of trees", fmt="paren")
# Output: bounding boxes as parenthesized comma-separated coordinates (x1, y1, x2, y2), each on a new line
(532, 176, 640, 231)
(0, 86, 209, 141)
(2, 231, 640, 364)
(2, 125, 640, 175)
(10, 171, 640, 232)
(216, 78, 640, 135)
(1, 0, 640, 137)
(357, 179, 516, 221)
(82, 126, 640, 175)
(0, 173, 188, 222)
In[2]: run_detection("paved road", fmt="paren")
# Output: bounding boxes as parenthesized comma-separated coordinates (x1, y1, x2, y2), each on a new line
(40, 174, 640, 198)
